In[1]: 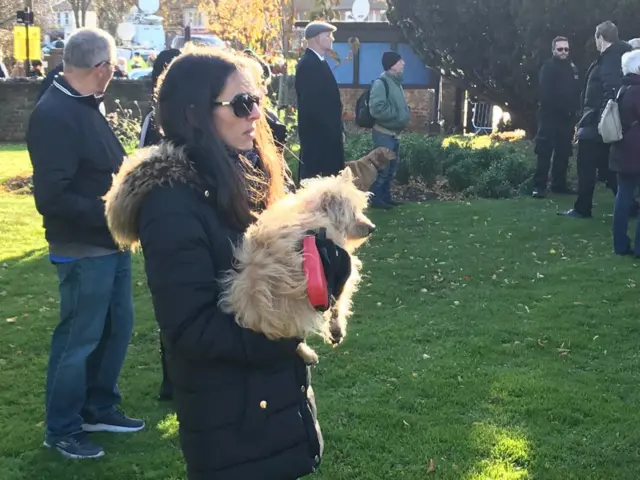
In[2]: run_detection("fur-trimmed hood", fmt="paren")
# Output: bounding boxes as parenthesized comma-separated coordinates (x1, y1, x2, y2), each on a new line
(104, 141, 201, 250)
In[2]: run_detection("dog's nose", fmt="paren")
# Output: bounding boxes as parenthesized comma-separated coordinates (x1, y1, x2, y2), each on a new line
(368, 224, 376, 235)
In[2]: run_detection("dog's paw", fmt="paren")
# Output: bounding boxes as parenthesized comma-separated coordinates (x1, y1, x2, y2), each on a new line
(329, 325, 344, 346)
(297, 342, 319, 366)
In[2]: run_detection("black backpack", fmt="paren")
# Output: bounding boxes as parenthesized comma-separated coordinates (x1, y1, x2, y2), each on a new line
(354, 77, 389, 128)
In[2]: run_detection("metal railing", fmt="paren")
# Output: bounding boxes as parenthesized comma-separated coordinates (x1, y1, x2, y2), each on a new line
(470, 100, 493, 135)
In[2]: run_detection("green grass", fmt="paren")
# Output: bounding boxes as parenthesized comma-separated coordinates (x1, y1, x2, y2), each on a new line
(2, 144, 640, 479)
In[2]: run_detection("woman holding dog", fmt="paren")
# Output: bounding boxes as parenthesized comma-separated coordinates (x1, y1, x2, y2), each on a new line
(104, 48, 331, 479)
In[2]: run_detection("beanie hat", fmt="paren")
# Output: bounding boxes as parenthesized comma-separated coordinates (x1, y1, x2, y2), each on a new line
(382, 51, 402, 71)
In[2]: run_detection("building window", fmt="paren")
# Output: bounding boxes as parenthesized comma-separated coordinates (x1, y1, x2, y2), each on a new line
(183, 8, 206, 28)
(58, 12, 71, 26)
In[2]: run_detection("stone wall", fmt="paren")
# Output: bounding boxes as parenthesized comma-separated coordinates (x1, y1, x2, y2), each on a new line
(0, 77, 451, 143)
(0, 79, 153, 144)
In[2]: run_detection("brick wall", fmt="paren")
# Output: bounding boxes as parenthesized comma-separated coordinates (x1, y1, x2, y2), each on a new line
(339, 87, 435, 132)
(277, 76, 436, 132)
(0, 79, 152, 143)
(0, 77, 443, 143)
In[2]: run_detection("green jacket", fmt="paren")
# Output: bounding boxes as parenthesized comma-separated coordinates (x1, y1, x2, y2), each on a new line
(369, 71, 410, 132)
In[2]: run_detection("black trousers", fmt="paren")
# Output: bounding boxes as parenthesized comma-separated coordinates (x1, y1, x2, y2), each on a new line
(159, 333, 172, 396)
(533, 118, 574, 191)
(573, 139, 617, 216)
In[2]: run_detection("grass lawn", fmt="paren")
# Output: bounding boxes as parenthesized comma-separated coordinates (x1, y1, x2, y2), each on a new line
(2, 144, 640, 479)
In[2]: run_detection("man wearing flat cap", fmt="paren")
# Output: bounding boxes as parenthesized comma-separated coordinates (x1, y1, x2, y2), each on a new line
(295, 21, 345, 182)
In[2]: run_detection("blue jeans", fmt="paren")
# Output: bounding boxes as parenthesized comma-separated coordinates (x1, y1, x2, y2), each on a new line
(45, 252, 134, 442)
(613, 173, 640, 255)
(370, 129, 400, 204)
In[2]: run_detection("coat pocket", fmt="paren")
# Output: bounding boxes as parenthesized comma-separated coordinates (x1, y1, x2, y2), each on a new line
(241, 366, 303, 432)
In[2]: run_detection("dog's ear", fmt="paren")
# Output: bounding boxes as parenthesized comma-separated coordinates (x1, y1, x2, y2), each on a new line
(340, 167, 354, 182)
(320, 191, 341, 213)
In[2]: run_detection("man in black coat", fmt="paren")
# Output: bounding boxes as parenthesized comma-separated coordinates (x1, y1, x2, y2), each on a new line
(295, 21, 345, 183)
(37, 62, 63, 102)
(532, 36, 581, 198)
(559, 21, 632, 218)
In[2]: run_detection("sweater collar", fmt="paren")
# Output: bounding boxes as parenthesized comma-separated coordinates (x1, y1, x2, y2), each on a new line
(52, 74, 104, 111)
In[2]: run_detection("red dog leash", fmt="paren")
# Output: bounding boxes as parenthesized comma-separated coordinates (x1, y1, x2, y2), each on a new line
(301, 228, 352, 312)
(302, 229, 330, 311)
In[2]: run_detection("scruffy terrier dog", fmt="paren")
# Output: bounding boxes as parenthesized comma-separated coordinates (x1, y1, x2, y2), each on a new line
(218, 168, 375, 365)
(346, 146, 395, 192)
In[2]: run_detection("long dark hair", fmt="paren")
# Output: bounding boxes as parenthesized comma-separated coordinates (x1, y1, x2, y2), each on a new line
(155, 47, 288, 230)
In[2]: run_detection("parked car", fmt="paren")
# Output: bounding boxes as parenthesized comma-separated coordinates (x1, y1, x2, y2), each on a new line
(128, 67, 152, 80)
(171, 34, 225, 49)
(116, 47, 156, 63)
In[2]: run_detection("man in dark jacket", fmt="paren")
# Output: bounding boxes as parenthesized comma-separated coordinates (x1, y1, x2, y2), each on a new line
(37, 62, 63, 102)
(532, 36, 581, 198)
(559, 21, 632, 218)
(295, 21, 345, 183)
(26, 27, 144, 460)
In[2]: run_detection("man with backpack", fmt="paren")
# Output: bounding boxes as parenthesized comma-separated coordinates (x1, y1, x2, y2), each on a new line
(364, 51, 410, 209)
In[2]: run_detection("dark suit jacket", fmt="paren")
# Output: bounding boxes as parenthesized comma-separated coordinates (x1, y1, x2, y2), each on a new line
(294, 48, 345, 181)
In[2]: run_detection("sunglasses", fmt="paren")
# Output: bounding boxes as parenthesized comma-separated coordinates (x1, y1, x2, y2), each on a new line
(213, 93, 260, 118)
(556, 48, 570, 52)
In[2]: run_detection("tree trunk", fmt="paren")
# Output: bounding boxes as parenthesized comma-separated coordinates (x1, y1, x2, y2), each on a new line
(72, 3, 81, 28)
(81, 0, 87, 27)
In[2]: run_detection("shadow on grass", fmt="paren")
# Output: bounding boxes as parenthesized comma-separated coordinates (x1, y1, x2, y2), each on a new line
(2, 195, 640, 478)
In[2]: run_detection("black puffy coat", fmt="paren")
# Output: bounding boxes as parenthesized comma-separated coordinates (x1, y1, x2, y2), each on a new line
(105, 142, 323, 480)
(577, 41, 632, 141)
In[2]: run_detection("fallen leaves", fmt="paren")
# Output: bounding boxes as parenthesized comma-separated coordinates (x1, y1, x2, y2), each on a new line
(557, 342, 571, 356)
(427, 459, 436, 473)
